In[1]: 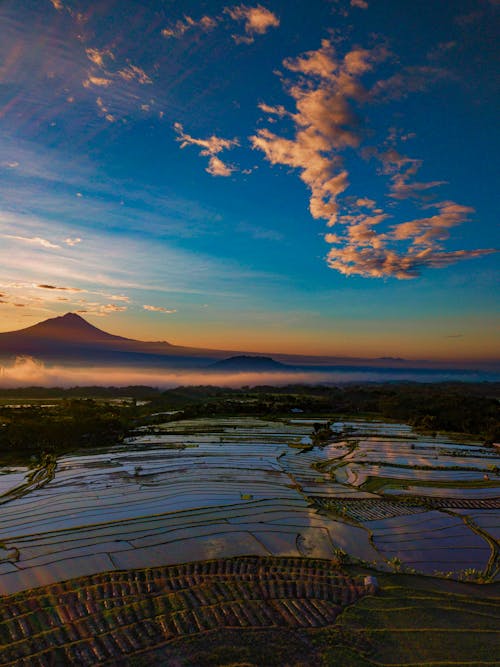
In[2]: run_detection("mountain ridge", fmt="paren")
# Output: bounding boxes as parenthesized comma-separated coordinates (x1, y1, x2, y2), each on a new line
(0, 313, 495, 371)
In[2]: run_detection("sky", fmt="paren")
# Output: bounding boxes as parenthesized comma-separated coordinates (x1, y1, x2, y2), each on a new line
(0, 0, 498, 362)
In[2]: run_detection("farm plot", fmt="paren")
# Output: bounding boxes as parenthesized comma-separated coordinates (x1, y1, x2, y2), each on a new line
(0, 556, 373, 666)
(0, 416, 498, 592)
(365, 510, 493, 576)
(312, 497, 427, 523)
(342, 439, 497, 470)
(0, 468, 28, 495)
(336, 463, 493, 487)
(0, 417, 386, 594)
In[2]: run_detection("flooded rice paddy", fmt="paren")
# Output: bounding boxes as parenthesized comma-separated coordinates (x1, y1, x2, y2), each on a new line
(0, 418, 498, 593)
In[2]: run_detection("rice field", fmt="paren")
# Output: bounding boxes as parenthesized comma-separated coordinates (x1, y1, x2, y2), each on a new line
(0, 416, 498, 597)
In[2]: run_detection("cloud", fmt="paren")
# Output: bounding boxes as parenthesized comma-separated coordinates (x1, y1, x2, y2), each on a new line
(258, 102, 288, 117)
(49, 0, 63, 10)
(206, 156, 234, 177)
(106, 294, 130, 302)
(2, 161, 19, 169)
(325, 243, 493, 279)
(325, 202, 495, 279)
(225, 4, 280, 44)
(370, 66, 450, 102)
(64, 237, 82, 246)
(351, 0, 368, 8)
(143, 305, 177, 313)
(375, 148, 447, 200)
(251, 40, 386, 225)
(174, 122, 239, 176)
(36, 284, 84, 292)
(101, 304, 127, 313)
(160, 5, 278, 45)
(390, 202, 474, 246)
(83, 75, 112, 88)
(161, 15, 218, 39)
(76, 303, 128, 316)
(81, 42, 152, 120)
(96, 97, 116, 122)
(117, 65, 152, 85)
(250, 39, 495, 278)
(4, 235, 60, 249)
(85, 48, 114, 69)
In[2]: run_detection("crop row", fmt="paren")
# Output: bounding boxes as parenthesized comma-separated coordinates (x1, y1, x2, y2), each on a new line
(311, 497, 427, 522)
(417, 497, 500, 510)
(0, 557, 371, 665)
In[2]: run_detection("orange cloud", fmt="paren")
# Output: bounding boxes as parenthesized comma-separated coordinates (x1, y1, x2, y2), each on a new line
(117, 65, 152, 85)
(85, 48, 114, 69)
(161, 15, 218, 39)
(143, 305, 177, 313)
(225, 4, 279, 43)
(251, 39, 495, 278)
(83, 75, 112, 88)
(174, 122, 239, 176)
(251, 40, 387, 225)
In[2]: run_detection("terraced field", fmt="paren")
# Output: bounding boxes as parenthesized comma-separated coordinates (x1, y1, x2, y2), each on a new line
(0, 417, 499, 594)
(0, 556, 373, 666)
(0, 416, 499, 664)
(1, 558, 499, 667)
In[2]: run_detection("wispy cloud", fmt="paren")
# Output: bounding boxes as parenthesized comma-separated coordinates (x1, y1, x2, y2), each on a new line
(37, 284, 84, 292)
(370, 66, 451, 102)
(82, 75, 113, 88)
(161, 15, 219, 39)
(4, 235, 60, 249)
(143, 305, 177, 313)
(174, 123, 239, 176)
(117, 65, 152, 85)
(225, 4, 280, 44)
(76, 303, 128, 316)
(161, 5, 279, 45)
(48, 0, 63, 11)
(85, 47, 114, 69)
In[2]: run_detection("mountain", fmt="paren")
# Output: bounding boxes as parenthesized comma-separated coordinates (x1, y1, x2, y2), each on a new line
(0, 313, 216, 366)
(209, 355, 289, 372)
(0, 313, 493, 372)
(9, 312, 133, 344)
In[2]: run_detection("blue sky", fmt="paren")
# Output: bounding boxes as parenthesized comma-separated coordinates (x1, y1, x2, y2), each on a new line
(0, 0, 498, 361)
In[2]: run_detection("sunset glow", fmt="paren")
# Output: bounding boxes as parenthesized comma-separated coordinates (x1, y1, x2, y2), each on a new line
(0, 0, 498, 363)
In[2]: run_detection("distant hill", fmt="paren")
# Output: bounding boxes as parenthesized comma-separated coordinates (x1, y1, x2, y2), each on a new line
(209, 355, 289, 372)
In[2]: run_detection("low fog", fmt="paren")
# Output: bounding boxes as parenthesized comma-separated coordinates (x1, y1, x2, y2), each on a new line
(0, 356, 487, 388)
